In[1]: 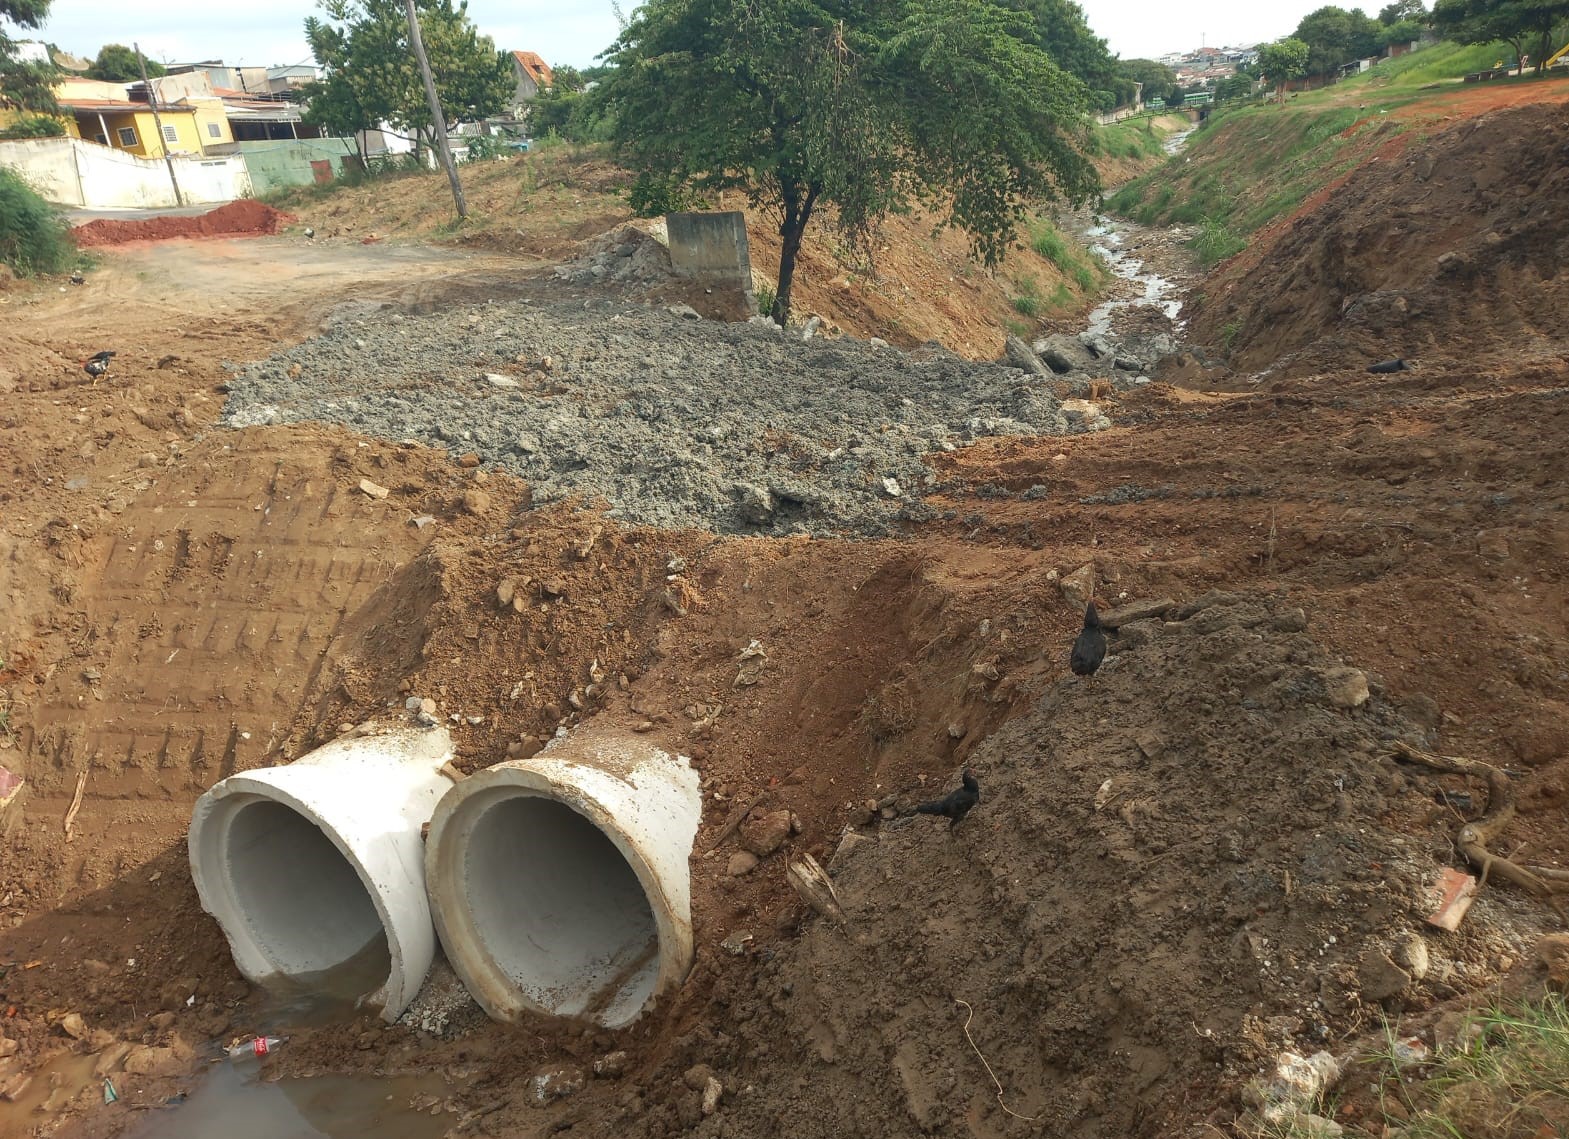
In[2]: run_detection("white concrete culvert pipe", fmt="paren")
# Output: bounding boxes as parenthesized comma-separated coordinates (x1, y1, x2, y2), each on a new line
(187, 725, 455, 1023)
(425, 724, 702, 1028)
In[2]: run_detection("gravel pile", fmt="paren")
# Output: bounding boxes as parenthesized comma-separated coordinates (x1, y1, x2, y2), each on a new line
(220, 299, 1087, 536)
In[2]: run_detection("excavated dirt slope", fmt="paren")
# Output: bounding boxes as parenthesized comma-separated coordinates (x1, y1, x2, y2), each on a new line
(1191, 100, 1569, 375)
(3, 88, 1569, 1139)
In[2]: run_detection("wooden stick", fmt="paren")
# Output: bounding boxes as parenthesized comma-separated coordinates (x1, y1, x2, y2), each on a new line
(63, 771, 87, 842)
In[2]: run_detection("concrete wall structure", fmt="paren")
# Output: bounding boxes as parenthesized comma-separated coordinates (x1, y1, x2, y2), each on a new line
(213, 138, 356, 196)
(665, 210, 753, 288)
(0, 136, 252, 208)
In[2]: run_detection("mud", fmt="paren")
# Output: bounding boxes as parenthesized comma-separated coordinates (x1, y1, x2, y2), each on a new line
(71, 201, 295, 248)
(1191, 100, 1569, 375)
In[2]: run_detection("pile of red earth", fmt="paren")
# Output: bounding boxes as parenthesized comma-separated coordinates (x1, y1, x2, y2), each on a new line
(71, 200, 294, 247)
(1192, 100, 1569, 376)
(594, 592, 1548, 1139)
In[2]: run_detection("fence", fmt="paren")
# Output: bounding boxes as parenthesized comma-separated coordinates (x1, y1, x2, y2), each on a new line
(0, 136, 252, 208)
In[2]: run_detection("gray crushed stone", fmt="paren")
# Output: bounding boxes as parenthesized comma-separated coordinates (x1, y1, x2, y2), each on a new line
(220, 299, 1092, 536)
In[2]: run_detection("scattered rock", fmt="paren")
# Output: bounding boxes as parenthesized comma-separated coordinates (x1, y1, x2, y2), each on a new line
(358, 478, 390, 500)
(668, 304, 702, 321)
(1004, 335, 1049, 376)
(1393, 936, 1430, 981)
(58, 1013, 86, 1040)
(121, 1045, 178, 1077)
(1242, 1051, 1340, 1123)
(881, 478, 902, 498)
(1537, 933, 1569, 987)
(739, 810, 795, 858)
(720, 929, 755, 955)
(461, 489, 492, 515)
(683, 1064, 717, 1093)
(1098, 598, 1176, 627)
(529, 1065, 586, 1106)
(702, 1076, 724, 1115)
(1322, 667, 1370, 710)
(735, 483, 774, 525)
(1357, 949, 1411, 1000)
(1059, 563, 1096, 607)
(726, 851, 759, 877)
(593, 1051, 628, 1079)
(485, 373, 520, 389)
(458, 452, 481, 468)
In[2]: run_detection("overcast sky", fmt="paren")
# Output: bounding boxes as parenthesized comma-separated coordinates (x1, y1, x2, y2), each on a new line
(35, 1, 1335, 72)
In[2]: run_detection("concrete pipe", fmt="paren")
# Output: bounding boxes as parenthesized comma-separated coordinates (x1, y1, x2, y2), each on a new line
(188, 726, 455, 1023)
(426, 726, 702, 1028)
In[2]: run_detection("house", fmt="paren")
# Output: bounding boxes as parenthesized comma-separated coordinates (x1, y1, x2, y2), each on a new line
(509, 50, 554, 109)
(213, 88, 324, 142)
(168, 60, 272, 97)
(265, 64, 319, 96)
(53, 78, 207, 158)
(131, 75, 235, 151)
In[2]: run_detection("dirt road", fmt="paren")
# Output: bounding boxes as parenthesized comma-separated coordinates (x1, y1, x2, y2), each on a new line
(3, 84, 1568, 1139)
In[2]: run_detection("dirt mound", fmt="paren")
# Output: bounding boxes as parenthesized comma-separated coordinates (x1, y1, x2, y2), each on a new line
(71, 201, 295, 248)
(620, 592, 1544, 1139)
(1191, 101, 1569, 374)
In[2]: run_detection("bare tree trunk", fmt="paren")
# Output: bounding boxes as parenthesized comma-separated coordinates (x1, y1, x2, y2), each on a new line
(771, 185, 818, 327)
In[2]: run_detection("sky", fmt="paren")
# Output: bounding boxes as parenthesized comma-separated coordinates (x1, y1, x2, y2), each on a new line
(32, 0, 1340, 73)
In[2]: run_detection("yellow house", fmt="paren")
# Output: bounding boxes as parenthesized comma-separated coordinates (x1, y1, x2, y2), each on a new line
(52, 77, 209, 158)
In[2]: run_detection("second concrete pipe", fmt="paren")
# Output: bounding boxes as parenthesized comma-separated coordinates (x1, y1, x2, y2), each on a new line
(425, 724, 703, 1028)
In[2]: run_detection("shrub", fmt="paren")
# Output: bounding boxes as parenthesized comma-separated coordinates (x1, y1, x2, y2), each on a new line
(0, 115, 67, 140)
(0, 167, 75, 277)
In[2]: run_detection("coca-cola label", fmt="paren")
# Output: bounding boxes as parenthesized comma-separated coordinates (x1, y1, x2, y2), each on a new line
(253, 1037, 270, 1056)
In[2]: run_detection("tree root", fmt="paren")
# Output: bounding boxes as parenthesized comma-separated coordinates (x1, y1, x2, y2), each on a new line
(1392, 741, 1568, 912)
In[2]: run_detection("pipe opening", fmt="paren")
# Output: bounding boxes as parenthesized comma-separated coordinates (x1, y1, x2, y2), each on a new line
(224, 799, 390, 993)
(464, 795, 659, 1021)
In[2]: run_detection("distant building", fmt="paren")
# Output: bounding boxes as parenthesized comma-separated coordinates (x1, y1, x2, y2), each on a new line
(266, 64, 319, 96)
(508, 50, 554, 110)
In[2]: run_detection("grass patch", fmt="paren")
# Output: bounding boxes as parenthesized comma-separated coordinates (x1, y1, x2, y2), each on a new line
(1368, 996, 1569, 1139)
(0, 166, 76, 277)
(1090, 117, 1167, 161)
(1190, 217, 1247, 268)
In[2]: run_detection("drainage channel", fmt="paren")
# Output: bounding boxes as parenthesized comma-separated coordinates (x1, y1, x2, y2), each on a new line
(1080, 124, 1197, 339)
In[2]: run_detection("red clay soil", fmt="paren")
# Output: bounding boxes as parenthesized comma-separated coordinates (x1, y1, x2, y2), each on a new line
(1189, 99, 1569, 375)
(71, 200, 295, 248)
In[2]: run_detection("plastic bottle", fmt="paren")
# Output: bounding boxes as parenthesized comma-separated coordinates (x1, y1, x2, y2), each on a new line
(226, 1035, 284, 1059)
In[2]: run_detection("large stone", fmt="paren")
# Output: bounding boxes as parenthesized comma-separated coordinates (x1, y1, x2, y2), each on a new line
(739, 809, 795, 857)
(1004, 335, 1049, 376)
(1537, 933, 1569, 987)
(1357, 949, 1411, 1001)
(122, 1045, 179, 1077)
(1059, 563, 1096, 608)
(529, 1065, 586, 1106)
(735, 483, 775, 525)
(1393, 936, 1430, 981)
(1098, 598, 1176, 628)
(1323, 667, 1370, 710)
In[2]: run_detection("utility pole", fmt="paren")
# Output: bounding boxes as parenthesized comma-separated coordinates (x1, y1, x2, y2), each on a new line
(403, 0, 467, 219)
(134, 42, 184, 207)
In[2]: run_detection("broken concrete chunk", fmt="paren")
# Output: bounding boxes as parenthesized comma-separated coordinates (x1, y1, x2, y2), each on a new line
(358, 478, 390, 500)
(1322, 667, 1370, 709)
(1059, 563, 1096, 607)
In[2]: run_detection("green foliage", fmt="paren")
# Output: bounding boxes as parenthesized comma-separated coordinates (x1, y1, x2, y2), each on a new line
(1005, 0, 1133, 109)
(1116, 56, 1178, 104)
(0, 165, 75, 276)
(626, 169, 698, 216)
(460, 132, 506, 161)
(87, 43, 163, 81)
(0, 112, 63, 137)
(602, 0, 1100, 323)
(1, 0, 57, 114)
(302, 0, 512, 146)
(1292, 6, 1384, 76)
(1432, 0, 1569, 72)
(1190, 217, 1246, 267)
(1365, 996, 1569, 1138)
(754, 283, 777, 320)
(551, 64, 585, 92)
(527, 85, 613, 143)
(1259, 37, 1312, 90)
(1379, 0, 1428, 21)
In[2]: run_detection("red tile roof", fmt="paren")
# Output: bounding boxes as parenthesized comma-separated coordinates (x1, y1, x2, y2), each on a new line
(512, 50, 554, 88)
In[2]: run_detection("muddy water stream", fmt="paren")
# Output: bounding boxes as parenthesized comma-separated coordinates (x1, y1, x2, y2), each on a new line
(1079, 124, 1197, 340)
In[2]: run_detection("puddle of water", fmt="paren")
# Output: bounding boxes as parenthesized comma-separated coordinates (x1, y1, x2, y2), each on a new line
(121, 1063, 452, 1139)
(0, 1053, 100, 1134)
(250, 934, 392, 1032)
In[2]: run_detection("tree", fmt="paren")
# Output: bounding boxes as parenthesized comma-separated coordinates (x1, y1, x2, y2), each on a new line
(1213, 72, 1257, 101)
(1432, 0, 1569, 72)
(1117, 57, 1179, 106)
(602, 0, 1099, 325)
(1292, 6, 1383, 75)
(1002, 0, 1131, 110)
(1258, 37, 1311, 94)
(87, 43, 165, 81)
(550, 63, 584, 92)
(302, 0, 511, 154)
(1, 0, 58, 114)
(1378, 0, 1427, 20)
